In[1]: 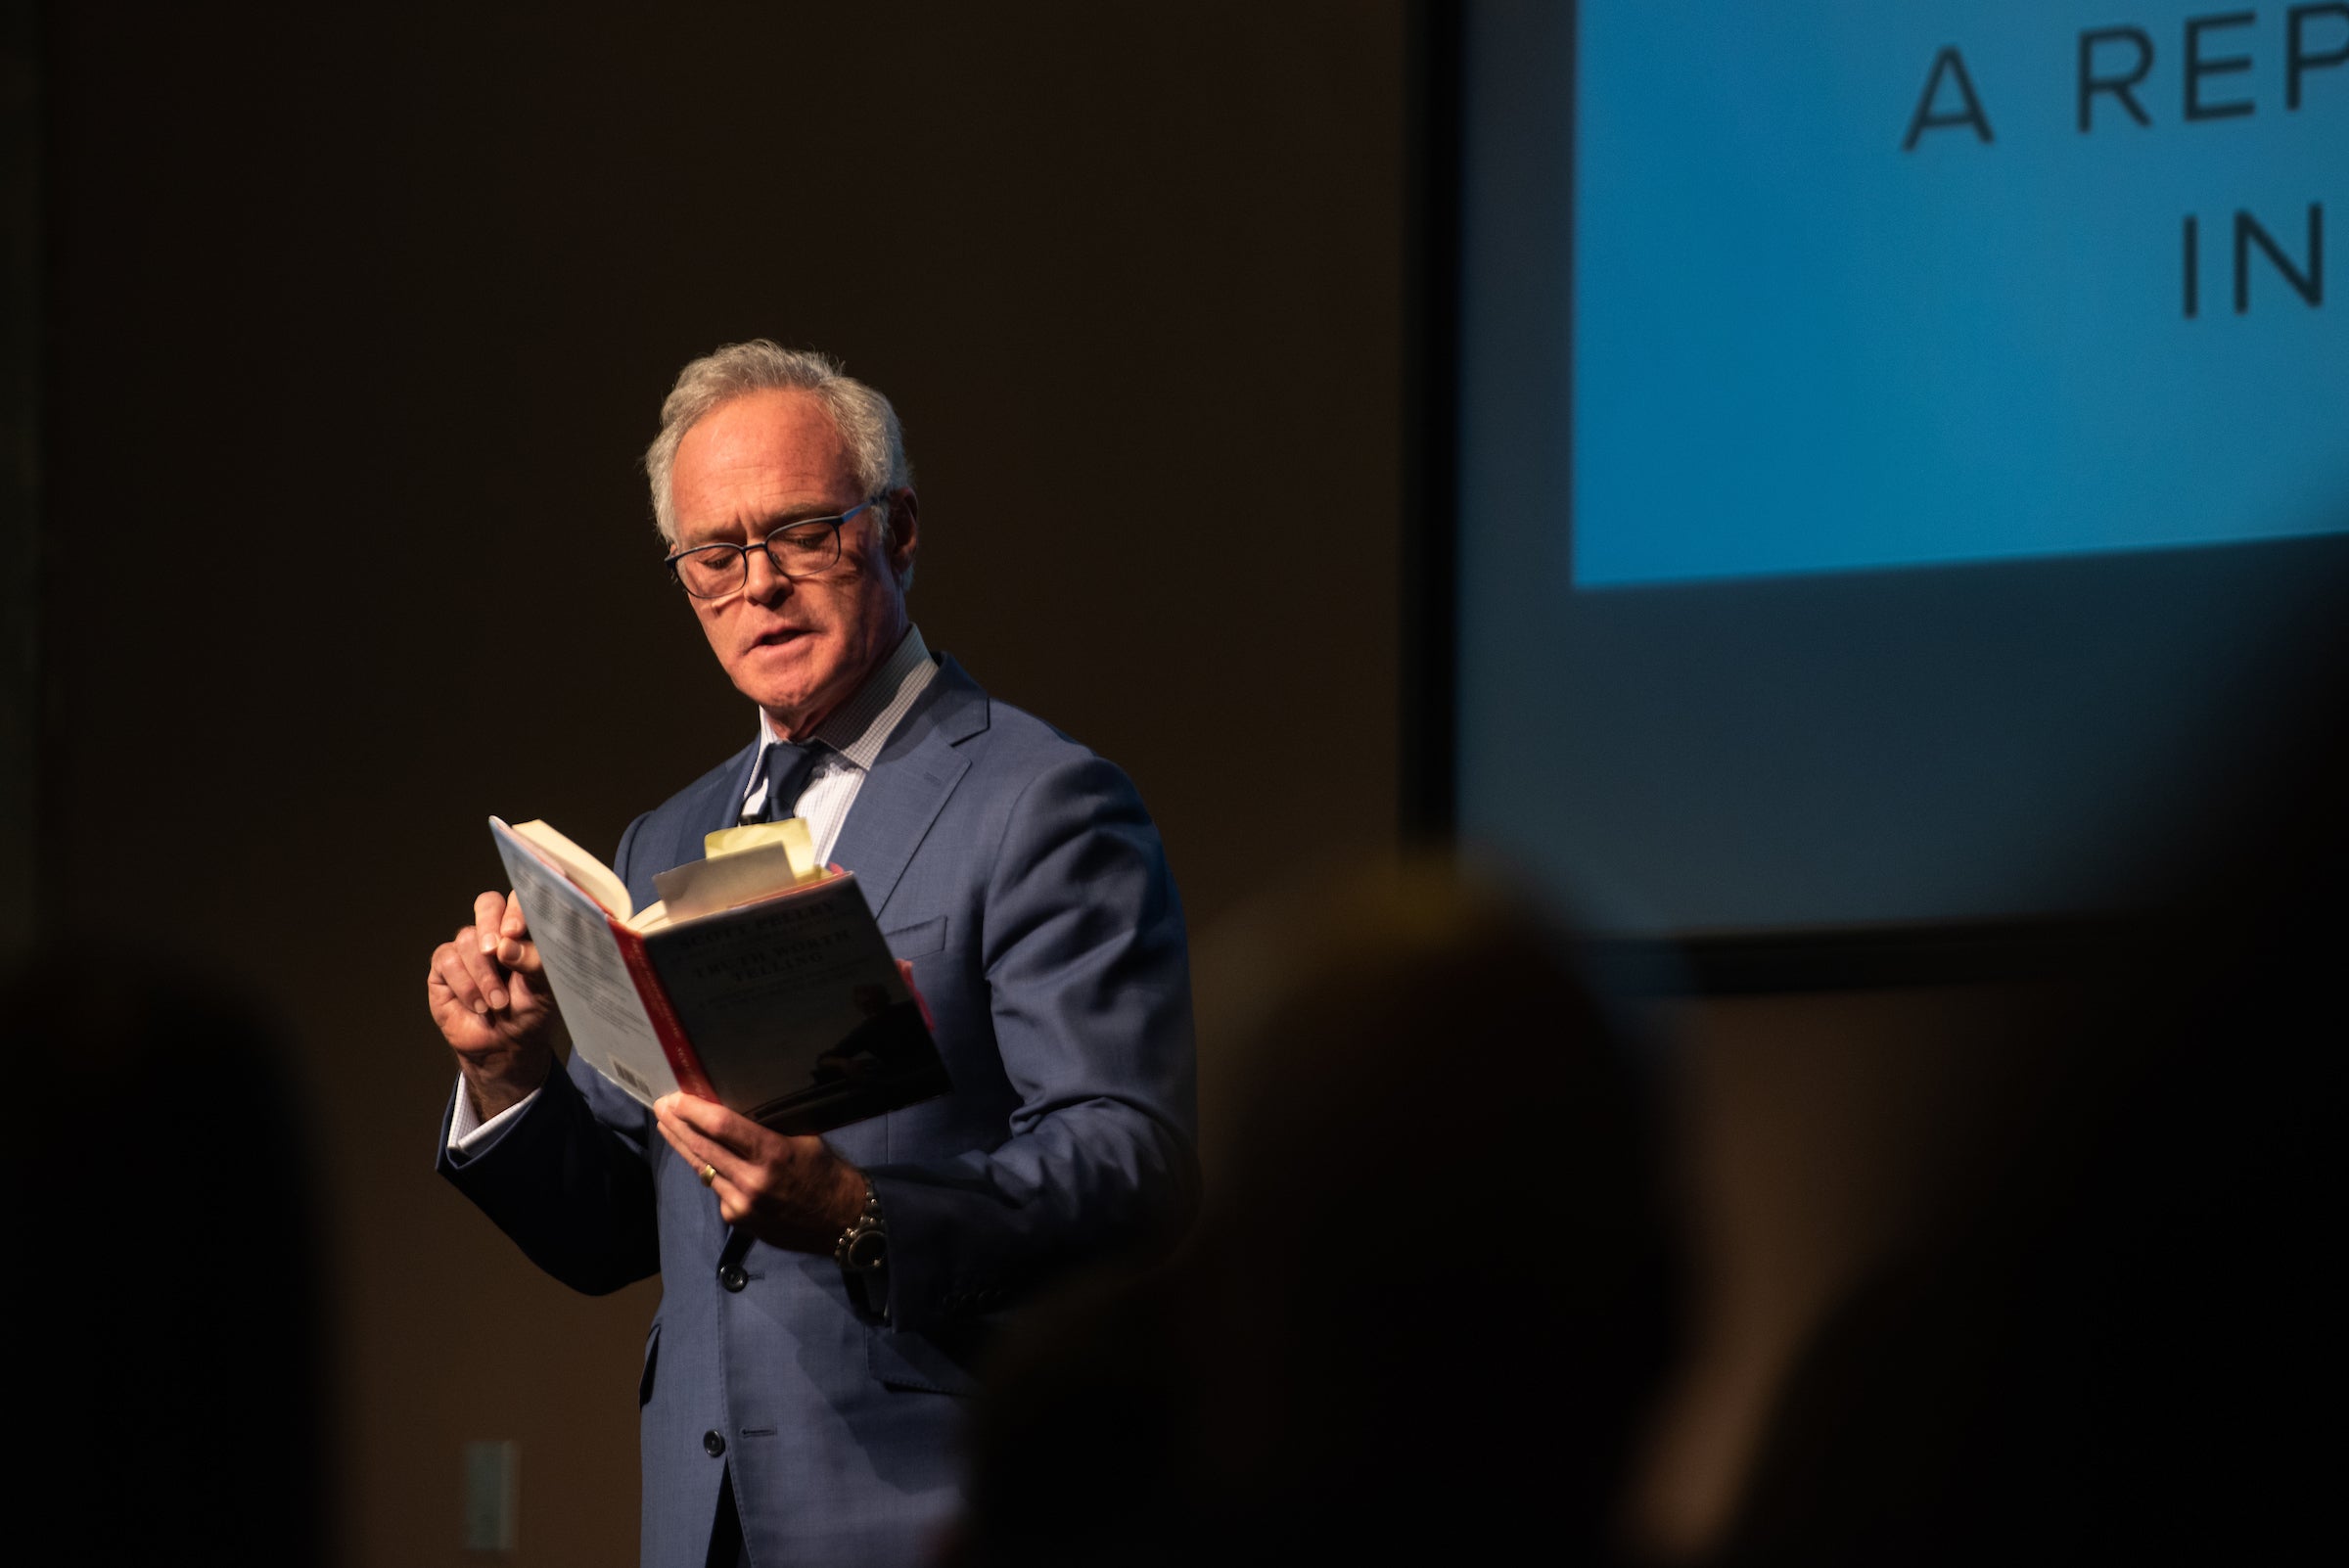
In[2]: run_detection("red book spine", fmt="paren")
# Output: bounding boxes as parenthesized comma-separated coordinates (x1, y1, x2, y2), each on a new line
(898, 958, 938, 1034)
(611, 919, 719, 1102)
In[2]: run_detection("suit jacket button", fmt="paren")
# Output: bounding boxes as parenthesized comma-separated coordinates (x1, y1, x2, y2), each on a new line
(719, 1265, 748, 1293)
(704, 1430, 726, 1458)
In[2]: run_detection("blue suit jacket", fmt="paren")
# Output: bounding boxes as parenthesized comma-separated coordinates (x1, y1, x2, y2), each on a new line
(440, 657, 1198, 1565)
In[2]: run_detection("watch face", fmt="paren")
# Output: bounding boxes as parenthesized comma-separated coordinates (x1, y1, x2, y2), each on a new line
(846, 1229, 889, 1271)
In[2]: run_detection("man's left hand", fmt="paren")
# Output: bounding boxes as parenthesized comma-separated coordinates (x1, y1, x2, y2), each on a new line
(653, 1094, 868, 1254)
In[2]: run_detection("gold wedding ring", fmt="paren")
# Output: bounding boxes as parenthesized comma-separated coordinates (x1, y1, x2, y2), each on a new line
(699, 1163, 718, 1188)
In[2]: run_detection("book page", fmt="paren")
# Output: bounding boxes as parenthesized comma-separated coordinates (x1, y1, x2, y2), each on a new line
(650, 837, 819, 925)
(489, 817, 678, 1108)
(507, 818, 633, 921)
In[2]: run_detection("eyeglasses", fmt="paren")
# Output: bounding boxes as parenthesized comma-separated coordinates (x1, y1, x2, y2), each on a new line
(663, 499, 879, 599)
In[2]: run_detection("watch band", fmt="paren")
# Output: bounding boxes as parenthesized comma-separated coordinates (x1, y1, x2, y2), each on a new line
(833, 1176, 888, 1273)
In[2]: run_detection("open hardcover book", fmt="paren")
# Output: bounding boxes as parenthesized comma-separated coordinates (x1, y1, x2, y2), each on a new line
(489, 815, 951, 1135)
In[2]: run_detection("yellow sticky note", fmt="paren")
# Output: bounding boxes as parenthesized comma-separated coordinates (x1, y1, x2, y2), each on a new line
(704, 817, 818, 882)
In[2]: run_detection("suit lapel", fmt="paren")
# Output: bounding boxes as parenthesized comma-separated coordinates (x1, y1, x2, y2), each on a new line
(699, 740, 760, 846)
(828, 657, 990, 921)
(622, 739, 758, 911)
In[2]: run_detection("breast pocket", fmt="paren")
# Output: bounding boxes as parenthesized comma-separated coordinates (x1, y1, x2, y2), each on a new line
(884, 916, 948, 960)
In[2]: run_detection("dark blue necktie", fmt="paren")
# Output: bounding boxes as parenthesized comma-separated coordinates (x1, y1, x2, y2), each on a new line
(744, 740, 827, 825)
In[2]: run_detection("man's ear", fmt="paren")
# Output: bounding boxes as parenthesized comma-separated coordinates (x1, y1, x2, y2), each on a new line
(886, 487, 920, 582)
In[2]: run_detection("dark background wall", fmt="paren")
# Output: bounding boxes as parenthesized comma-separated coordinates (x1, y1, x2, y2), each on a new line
(2, 0, 35, 952)
(31, 5, 1403, 1562)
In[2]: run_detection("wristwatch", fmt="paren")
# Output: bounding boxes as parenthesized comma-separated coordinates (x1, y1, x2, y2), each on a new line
(834, 1177, 889, 1315)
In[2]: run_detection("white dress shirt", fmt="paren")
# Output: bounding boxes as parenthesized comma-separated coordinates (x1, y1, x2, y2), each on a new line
(448, 626, 940, 1151)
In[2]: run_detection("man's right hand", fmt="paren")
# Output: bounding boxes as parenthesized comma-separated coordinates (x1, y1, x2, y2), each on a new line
(428, 889, 560, 1120)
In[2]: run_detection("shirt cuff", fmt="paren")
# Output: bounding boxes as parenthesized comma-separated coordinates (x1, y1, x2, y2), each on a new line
(448, 1077, 538, 1154)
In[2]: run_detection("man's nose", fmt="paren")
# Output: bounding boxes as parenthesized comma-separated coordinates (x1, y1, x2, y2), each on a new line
(743, 547, 794, 605)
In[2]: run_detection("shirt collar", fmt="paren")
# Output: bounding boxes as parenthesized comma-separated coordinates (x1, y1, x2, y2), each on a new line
(754, 623, 935, 772)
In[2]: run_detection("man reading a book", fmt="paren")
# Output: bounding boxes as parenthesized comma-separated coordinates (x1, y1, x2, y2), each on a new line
(424, 342, 1197, 1566)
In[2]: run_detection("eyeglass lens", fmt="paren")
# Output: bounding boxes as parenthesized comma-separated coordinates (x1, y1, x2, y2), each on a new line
(672, 522, 843, 596)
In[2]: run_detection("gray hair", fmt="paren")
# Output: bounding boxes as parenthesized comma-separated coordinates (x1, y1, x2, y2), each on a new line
(644, 341, 914, 551)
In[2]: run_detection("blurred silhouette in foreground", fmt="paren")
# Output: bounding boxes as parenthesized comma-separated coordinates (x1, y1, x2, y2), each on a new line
(1710, 614, 2349, 1568)
(2, 949, 328, 1567)
(949, 864, 1681, 1565)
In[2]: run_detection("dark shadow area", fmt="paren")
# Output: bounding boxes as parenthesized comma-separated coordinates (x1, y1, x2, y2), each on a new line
(951, 864, 1683, 1565)
(1707, 607, 2349, 1567)
(3, 947, 330, 1566)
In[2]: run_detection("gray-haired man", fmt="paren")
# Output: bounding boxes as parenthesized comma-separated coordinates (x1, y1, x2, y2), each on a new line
(426, 343, 1198, 1564)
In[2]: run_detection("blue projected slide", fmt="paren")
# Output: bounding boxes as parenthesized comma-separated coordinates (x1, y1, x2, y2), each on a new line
(1572, 1, 2348, 586)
